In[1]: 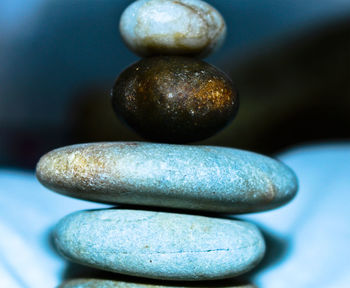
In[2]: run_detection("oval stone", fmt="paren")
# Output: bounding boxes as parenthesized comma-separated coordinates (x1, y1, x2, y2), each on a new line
(112, 56, 238, 143)
(54, 209, 265, 281)
(119, 0, 226, 57)
(36, 142, 298, 214)
(59, 278, 256, 288)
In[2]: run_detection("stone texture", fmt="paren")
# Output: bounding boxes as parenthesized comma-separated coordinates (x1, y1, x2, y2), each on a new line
(54, 209, 265, 281)
(119, 0, 226, 57)
(112, 56, 238, 143)
(36, 142, 298, 213)
(59, 278, 256, 288)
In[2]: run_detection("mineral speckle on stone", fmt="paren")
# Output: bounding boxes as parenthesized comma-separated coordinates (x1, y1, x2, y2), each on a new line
(119, 0, 226, 57)
(59, 278, 256, 288)
(54, 209, 265, 281)
(112, 56, 238, 143)
(36, 142, 298, 213)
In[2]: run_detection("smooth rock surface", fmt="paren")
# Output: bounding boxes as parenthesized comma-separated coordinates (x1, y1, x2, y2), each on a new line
(59, 278, 256, 288)
(36, 142, 298, 214)
(54, 209, 265, 281)
(119, 0, 226, 57)
(112, 56, 238, 143)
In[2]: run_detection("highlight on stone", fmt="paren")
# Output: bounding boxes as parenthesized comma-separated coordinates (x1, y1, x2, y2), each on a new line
(112, 56, 238, 143)
(119, 0, 226, 57)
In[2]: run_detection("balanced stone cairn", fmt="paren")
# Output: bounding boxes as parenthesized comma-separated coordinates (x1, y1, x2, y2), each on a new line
(36, 1, 298, 287)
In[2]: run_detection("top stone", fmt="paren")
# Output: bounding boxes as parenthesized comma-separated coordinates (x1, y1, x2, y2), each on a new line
(119, 0, 226, 57)
(36, 142, 298, 214)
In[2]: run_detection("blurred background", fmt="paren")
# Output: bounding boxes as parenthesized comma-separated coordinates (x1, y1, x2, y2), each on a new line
(0, 0, 349, 168)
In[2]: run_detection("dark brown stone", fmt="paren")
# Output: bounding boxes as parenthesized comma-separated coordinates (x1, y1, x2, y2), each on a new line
(111, 56, 238, 143)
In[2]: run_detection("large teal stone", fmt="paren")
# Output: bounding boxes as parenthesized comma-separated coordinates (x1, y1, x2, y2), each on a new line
(36, 142, 298, 213)
(54, 209, 265, 281)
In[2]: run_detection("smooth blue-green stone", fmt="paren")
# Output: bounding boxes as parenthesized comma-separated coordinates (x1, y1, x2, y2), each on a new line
(54, 209, 265, 280)
(36, 142, 298, 213)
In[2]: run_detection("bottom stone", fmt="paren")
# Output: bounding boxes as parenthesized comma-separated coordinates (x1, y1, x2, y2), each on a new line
(54, 209, 265, 281)
(59, 279, 256, 288)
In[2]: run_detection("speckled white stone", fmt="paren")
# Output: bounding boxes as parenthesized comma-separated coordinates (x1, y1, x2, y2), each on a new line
(36, 142, 298, 214)
(119, 0, 226, 57)
(54, 209, 265, 281)
(59, 278, 256, 288)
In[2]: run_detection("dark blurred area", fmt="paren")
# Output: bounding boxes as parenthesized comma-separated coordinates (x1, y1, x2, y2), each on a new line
(1, 0, 350, 168)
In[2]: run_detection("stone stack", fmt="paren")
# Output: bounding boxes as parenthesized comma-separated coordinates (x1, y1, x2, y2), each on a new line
(36, 1, 298, 287)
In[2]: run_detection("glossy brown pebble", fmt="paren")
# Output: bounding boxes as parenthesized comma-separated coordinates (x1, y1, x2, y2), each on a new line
(111, 56, 238, 143)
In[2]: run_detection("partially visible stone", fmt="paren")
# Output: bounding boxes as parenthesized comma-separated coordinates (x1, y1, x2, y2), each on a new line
(36, 142, 298, 214)
(59, 278, 256, 288)
(119, 0, 226, 57)
(54, 209, 265, 281)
